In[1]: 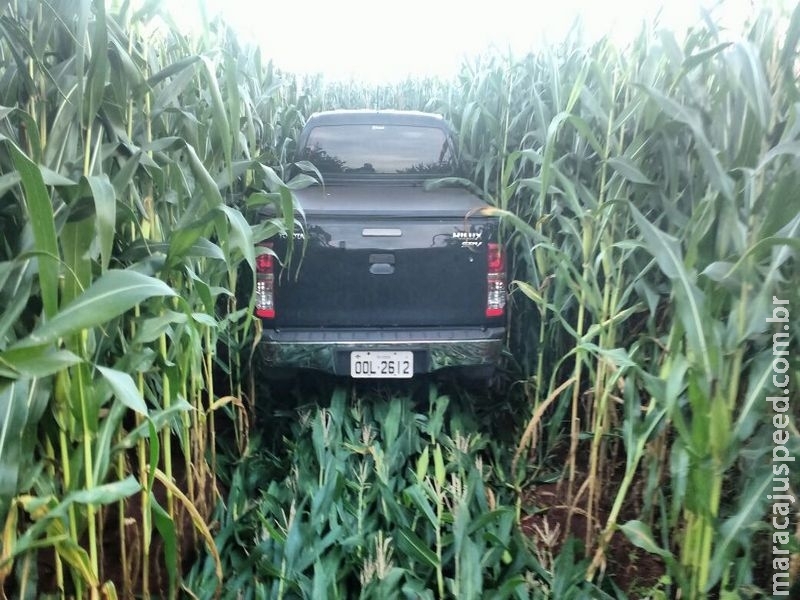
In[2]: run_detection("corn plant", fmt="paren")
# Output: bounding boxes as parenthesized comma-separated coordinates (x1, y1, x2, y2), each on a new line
(0, 1, 299, 597)
(427, 5, 800, 597)
(185, 386, 621, 599)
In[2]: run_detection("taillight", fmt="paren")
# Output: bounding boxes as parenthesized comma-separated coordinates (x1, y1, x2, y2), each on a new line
(255, 242, 275, 319)
(486, 242, 506, 318)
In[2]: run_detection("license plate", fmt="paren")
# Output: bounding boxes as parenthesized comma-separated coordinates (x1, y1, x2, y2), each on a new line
(350, 351, 413, 379)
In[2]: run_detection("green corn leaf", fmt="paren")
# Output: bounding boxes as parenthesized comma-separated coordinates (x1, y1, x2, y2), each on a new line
(681, 42, 732, 72)
(779, 3, 800, 72)
(0, 347, 82, 380)
(630, 205, 712, 376)
(403, 485, 437, 528)
(151, 495, 178, 596)
(639, 85, 734, 200)
(146, 55, 201, 88)
(70, 476, 140, 505)
(106, 22, 143, 87)
(0, 498, 18, 581)
(415, 445, 430, 483)
(0, 172, 21, 197)
(54, 538, 98, 587)
(15, 270, 176, 348)
(733, 352, 774, 439)
(84, 175, 116, 272)
(60, 218, 94, 306)
(607, 156, 654, 185)
(147, 420, 159, 493)
(74, 0, 90, 124)
(293, 160, 324, 184)
(85, 0, 109, 129)
(452, 499, 469, 556)
(575, 343, 638, 369)
(728, 42, 771, 130)
(191, 312, 217, 328)
(153, 61, 202, 113)
(707, 469, 773, 588)
(396, 527, 438, 569)
(112, 399, 194, 451)
(285, 173, 319, 190)
(382, 397, 403, 446)
(433, 444, 446, 487)
(140, 137, 223, 221)
(200, 55, 232, 172)
(166, 212, 219, 269)
(0, 262, 33, 350)
(110, 152, 142, 197)
(258, 165, 285, 193)
(218, 204, 255, 272)
(224, 52, 241, 159)
(96, 366, 148, 416)
(708, 392, 731, 460)
(513, 280, 545, 306)
(466, 508, 515, 536)
(457, 539, 482, 598)
(92, 399, 127, 485)
(1, 139, 59, 319)
(619, 520, 674, 560)
(0, 378, 50, 510)
(183, 142, 225, 221)
(40, 167, 76, 187)
(0, 380, 28, 497)
(132, 310, 188, 345)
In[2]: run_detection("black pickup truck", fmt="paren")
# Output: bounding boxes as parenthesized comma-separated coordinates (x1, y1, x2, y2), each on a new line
(255, 110, 506, 379)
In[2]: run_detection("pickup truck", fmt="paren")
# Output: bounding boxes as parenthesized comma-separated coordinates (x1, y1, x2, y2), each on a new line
(255, 110, 506, 380)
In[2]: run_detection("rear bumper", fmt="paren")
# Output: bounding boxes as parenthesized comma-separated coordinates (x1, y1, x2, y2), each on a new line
(258, 327, 505, 376)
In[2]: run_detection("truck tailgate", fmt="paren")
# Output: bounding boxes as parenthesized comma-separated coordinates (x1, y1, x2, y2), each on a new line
(268, 185, 500, 329)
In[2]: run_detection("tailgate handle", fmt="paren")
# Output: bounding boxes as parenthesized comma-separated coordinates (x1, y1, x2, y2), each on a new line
(369, 253, 395, 275)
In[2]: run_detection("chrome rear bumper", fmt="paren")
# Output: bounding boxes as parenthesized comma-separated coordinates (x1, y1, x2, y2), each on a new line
(258, 327, 504, 375)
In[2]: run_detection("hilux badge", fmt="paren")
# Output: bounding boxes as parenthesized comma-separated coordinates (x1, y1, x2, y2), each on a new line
(453, 230, 482, 248)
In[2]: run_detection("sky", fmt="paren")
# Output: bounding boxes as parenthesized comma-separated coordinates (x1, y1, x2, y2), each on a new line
(164, 0, 764, 83)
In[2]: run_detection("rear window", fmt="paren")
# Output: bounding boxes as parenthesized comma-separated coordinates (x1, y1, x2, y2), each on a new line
(301, 124, 454, 175)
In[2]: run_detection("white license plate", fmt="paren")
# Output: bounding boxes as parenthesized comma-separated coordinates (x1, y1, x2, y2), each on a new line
(350, 351, 413, 379)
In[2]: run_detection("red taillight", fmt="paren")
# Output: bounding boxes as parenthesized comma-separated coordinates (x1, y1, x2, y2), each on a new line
(256, 250, 273, 271)
(255, 242, 275, 319)
(487, 243, 504, 272)
(486, 242, 506, 318)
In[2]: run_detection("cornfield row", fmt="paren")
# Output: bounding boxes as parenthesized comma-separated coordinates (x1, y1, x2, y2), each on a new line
(0, 0, 798, 598)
